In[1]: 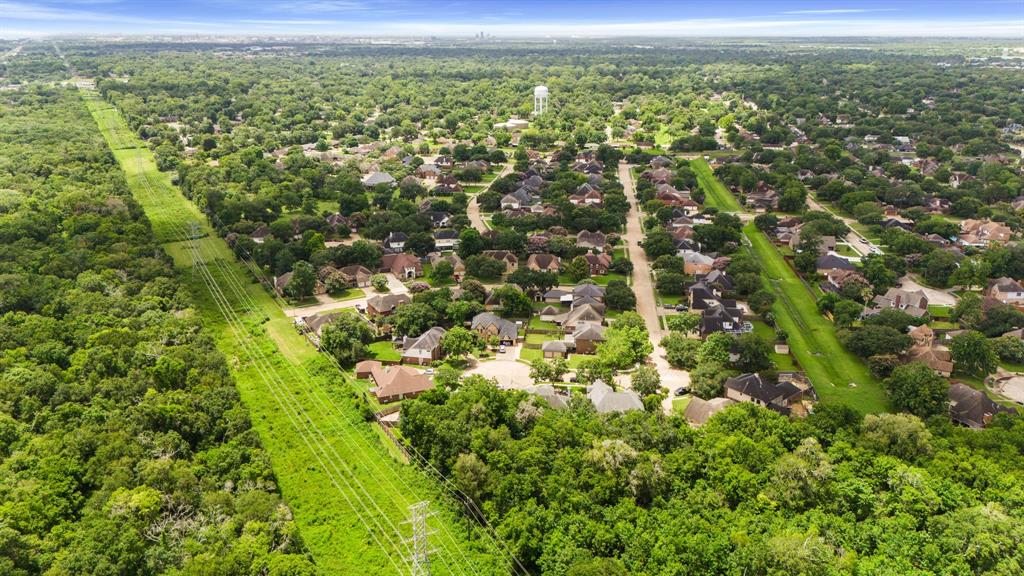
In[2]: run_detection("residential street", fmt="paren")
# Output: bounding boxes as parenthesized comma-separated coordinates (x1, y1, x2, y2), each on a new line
(468, 162, 513, 232)
(806, 193, 881, 257)
(618, 163, 691, 403)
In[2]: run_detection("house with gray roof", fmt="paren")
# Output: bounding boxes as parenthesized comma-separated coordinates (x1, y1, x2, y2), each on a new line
(471, 312, 519, 344)
(587, 380, 644, 414)
(401, 326, 446, 365)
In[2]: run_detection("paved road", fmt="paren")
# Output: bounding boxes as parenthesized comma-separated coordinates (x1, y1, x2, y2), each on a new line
(468, 162, 513, 233)
(282, 273, 409, 318)
(899, 274, 958, 307)
(806, 194, 881, 257)
(618, 163, 691, 400)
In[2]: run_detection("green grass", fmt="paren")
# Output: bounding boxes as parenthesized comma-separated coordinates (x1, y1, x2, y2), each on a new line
(85, 91, 503, 575)
(928, 305, 952, 318)
(658, 293, 685, 305)
(529, 316, 561, 331)
(691, 158, 744, 213)
(672, 395, 692, 414)
(368, 340, 402, 361)
(519, 347, 542, 362)
(744, 221, 889, 413)
(526, 332, 553, 345)
(654, 126, 673, 148)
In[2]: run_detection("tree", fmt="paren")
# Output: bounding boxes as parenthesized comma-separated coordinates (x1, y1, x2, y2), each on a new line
(631, 365, 662, 397)
(952, 292, 984, 330)
(841, 325, 912, 358)
(321, 314, 375, 366)
(604, 280, 636, 311)
(405, 231, 435, 256)
(529, 359, 552, 382)
(883, 362, 949, 418)
(920, 250, 960, 288)
(284, 260, 316, 299)
(661, 333, 702, 369)
(457, 228, 487, 258)
(698, 332, 733, 366)
(993, 335, 1024, 363)
(494, 285, 533, 318)
(861, 413, 932, 460)
(656, 271, 687, 295)
(833, 300, 864, 328)
(733, 333, 772, 372)
(370, 274, 389, 292)
(464, 255, 506, 281)
(441, 326, 477, 360)
(598, 318, 653, 370)
(748, 289, 776, 315)
(950, 331, 998, 377)
(429, 260, 454, 285)
(691, 361, 732, 399)
(665, 312, 700, 334)
(565, 256, 591, 282)
(387, 303, 438, 337)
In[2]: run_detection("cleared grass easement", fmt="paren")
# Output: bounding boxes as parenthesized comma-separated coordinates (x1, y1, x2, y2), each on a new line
(84, 92, 509, 575)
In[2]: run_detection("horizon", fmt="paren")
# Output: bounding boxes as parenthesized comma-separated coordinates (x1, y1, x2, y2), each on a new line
(2, 0, 1023, 39)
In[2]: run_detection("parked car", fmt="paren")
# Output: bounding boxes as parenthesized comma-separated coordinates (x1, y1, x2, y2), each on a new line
(498, 345, 506, 353)
(425, 368, 434, 375)
(675, 304, 688, 311)
(674, 386, 689, 396)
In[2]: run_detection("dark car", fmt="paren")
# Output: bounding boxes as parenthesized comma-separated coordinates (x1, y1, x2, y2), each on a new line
(674, 387, 689, 396)
(675, 304, 688, 311)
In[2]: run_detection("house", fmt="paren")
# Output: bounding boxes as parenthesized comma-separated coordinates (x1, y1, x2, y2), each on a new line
(571, 323, 606, 354)
(582, 252, 613, 275)
(415, 163, 441, 179)
(556, 304, 605, 333)
(573, 283, 606, 301)
(524, 384, 569, 409)
(700, 301, 750, 336)
(362, 171, 396, 187)
(683, 397, 737, 427)
(789, 228, 837, 253)
(384, 231, 408, 252)
(959, 219, 1013, 247)
(251, 225, 271, 244)
(681, 250, 715, 275)
(642, 167, 673, 184)
(723, 373, 808, 416)
(824, 269, 870, 294)
(325, 213, 350, 232)
(948, 383, 1017, 429)
(380, 253, 422, 279)
(401, 327, 446, 365)
(542, 340, 569, 359)
(470, 312, 519, 344)
(338, 265, 373, 288)
(369, 364, 434, 403)
(697, 270, 733, 294)
(576, 230, 608, 252)
(815, 254, 855, 276)
(433, 229, 459, 250)
(649, 155, 673, 168)
(872, 288, 929, 318)
(300, 311, 343, 347)
(543, 289, 570, 304)
(526, 253, 561, 273)
(587, 380, 644, 413)
(355, 359, 382, 379)
(482, 250, 519, 274)
(986, 277, 1024, 307)
(427, 211, 452, 228)
(905, 324, 954, 377)
(428, 252, 465, 281)
(539, 305, 561, 322)
(273, 271, 325, 297)
(366, 293, 412, 318)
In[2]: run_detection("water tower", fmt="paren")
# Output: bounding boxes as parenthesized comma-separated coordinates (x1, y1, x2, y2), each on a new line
(533, 85, 548, 115)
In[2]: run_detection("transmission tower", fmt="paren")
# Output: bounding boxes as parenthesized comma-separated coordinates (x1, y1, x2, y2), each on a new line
(403, 501, 436, 576)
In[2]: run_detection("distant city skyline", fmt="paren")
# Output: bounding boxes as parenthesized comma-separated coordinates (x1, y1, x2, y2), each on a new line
(2, 0, 1022, 39)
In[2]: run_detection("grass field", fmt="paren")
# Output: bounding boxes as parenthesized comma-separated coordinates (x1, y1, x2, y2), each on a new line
(744, 222, 889, 413)
(84, 92, 505, 575)
(655, 126, 674, 148)
(691, 158, 744, 213)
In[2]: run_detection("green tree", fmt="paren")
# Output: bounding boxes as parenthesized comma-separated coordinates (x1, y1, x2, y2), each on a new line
(321, 314, 375, 366)
(733, 333, 772, 372)
(441, 326, 477, 360)
(661, 333, 702, 369)
(950, 331, 998, 377)
(565, 256, 591, 282)
(429, 259, 454, 285)
(370, 273, 389, 292)
(631, 365, 662, 397)
(665, 312, 700, 334)
(284, 260, 316, 299)
(883, 362, 950, 418)
(387, 302, 439, 337)
(604, 280, 636, 311)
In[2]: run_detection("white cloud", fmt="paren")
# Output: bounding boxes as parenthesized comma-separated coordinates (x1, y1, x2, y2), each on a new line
(783, 9, 899, 15)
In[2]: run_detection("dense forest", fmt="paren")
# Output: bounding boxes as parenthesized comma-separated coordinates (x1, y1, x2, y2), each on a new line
(403, 381, 1024, 575)
(0, 88, 314, 574)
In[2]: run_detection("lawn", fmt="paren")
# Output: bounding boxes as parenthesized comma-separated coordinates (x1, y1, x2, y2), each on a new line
(86, 92, 502, 575)
(368, 340, 402, 361)
(691, 157, 744, 213)
(928, 305, 952, 318)
(654, 126, 674, 148)
(672, 395, 692, 414)
(744, 221, 889, 413)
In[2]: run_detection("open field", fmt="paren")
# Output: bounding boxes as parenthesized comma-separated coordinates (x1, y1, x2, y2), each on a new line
(744, 223, 889, 413)
(85, 92, 504, 575)
(691, 158, 744, 212)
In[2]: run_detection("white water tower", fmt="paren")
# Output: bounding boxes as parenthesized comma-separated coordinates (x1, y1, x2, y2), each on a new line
(533, 85, 548, 115)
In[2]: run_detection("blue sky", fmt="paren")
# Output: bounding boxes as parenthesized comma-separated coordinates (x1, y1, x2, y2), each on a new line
(2, 0, 1022, 38)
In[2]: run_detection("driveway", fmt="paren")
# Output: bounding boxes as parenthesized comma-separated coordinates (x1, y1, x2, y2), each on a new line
(468, 162, 512, 233)
(282, 273, 409, 318)
(899, 275, 958, 307)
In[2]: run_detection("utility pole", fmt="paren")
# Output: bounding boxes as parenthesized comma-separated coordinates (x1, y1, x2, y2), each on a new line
(403, 501, 436, 576)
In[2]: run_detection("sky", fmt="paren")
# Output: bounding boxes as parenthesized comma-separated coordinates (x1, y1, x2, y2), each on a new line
(2, 0, 1023, 38)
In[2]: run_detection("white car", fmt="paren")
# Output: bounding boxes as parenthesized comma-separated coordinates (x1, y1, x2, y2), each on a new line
(498, 345, 506, 353)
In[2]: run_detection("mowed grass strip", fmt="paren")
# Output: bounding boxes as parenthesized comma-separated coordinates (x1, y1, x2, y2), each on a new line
(691, 157, 744, 213)
(744, 223, 889, 413)
(85, 92, 503, 575)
